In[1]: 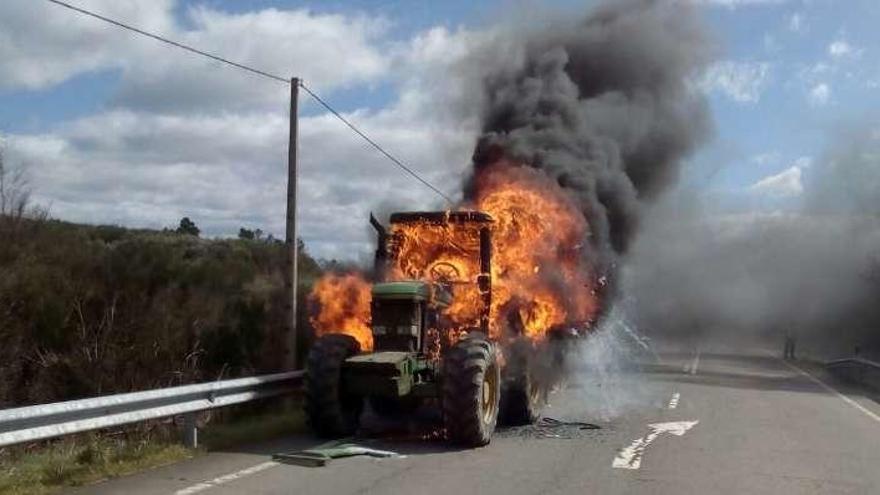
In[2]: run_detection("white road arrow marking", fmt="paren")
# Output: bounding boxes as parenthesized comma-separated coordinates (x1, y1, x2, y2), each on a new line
(650, 420, 699, 436)
(612, 420, 699, 470)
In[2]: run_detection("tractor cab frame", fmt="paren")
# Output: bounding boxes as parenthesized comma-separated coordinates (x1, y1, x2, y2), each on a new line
(372, 210, 493, 335)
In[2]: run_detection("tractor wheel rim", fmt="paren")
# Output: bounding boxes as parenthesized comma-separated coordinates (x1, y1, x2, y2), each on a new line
(528, 376, 541, 406)
(481, 363, 498, 424)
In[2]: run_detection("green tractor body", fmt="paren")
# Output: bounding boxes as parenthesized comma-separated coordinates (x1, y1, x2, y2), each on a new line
(342, 281, 448, 399)
(305, 211, 532, 447)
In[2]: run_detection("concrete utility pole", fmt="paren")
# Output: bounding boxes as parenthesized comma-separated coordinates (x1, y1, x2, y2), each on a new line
(285, 77, 300, 370)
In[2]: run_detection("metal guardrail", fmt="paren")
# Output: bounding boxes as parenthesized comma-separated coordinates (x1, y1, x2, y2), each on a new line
(0, 370, 303, 449)
(826, 357, 880, 393)
(826, 357, 880, 369)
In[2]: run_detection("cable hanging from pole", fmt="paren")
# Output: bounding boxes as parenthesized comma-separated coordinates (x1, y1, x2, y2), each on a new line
(297, 82, 454, 204)
(45, 0, 289, 84)
(43, 0, 454, 206)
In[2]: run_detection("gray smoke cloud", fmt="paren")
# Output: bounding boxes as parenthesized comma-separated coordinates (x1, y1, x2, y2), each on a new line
(626, 124, 880, 358)
(464, 0, 714, 278)
(561, 305, 663, 420)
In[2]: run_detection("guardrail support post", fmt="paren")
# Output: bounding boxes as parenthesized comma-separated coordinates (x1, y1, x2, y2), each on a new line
(183, 413, 198, 449)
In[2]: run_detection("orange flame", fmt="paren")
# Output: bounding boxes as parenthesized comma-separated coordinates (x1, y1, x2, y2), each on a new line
(383, 163, 598, 340)
(477, 164, 598, 339)
(308, 162, 599, 348)
(388, 217, 485, 330)
(308, 273, 373, 350)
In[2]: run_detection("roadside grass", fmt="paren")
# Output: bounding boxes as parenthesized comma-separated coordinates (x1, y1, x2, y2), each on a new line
(0, 434, 192, 495)
(0, 405, 305, 495)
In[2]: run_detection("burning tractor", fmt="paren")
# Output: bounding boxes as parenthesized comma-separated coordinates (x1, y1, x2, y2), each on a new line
(305, 211, 561, 447)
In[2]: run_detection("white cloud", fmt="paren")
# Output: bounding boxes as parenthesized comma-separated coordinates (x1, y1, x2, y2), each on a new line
(751, 152, 781, 166)
(0, 4, 486, 259)
(749, 152, 810, 168)
(787, 13, 804, 33)
(803, 62, 833, 78)
(749, 166, 803, 197)
(828, 39, 862, 59)
(700, 61, 771, 103)
(0, 1, 391, 108)
(7, 97, 476, 260)
(793, 156, 813, 170)
(808, 83, 831, 106)
(0, 1, 175, 90)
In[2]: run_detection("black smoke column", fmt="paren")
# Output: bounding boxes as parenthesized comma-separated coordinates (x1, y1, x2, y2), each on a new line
(466, 0, 714, 287)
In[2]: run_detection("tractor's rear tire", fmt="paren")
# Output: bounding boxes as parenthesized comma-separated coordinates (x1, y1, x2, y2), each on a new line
(304, 334, 363, 438)
(442, 336, 500, 447)
(499, 339, 544, 426)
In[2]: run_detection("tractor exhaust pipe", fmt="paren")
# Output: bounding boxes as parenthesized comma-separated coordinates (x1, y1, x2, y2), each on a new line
(370, 213, 388, 280)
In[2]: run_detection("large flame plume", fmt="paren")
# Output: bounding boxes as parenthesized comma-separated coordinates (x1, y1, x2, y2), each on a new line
(309, 164, 599, 346)
(477, 164, 599, 338)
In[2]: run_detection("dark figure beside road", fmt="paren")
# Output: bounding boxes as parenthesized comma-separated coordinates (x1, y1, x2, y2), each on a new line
(783, 328, 797, 360)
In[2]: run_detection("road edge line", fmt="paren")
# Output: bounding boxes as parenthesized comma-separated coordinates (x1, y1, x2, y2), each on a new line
(174, 461, 280, 495)
(778, 358, 880, 424)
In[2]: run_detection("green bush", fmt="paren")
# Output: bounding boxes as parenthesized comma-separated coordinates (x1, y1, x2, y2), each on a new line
(0, 217, 321, 407)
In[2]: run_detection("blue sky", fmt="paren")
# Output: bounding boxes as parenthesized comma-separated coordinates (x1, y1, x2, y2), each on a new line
(697, 0, 879, 195)
(0, 0, 878, 259)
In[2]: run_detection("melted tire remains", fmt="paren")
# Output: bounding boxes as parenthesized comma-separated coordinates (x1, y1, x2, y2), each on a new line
(304, 334, 363, 438)
(443, 336, 500, 447)
(499, 338, 544, 426)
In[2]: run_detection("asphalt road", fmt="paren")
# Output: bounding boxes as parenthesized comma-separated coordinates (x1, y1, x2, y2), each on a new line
(74, 343, 880, 495)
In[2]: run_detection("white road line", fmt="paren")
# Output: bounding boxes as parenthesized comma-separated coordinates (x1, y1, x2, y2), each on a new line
(174, 461, 280, 495)
(613, 421, 699, 470)
(689, 350, 700, 375)
(779, 358, 880, 424)
(668, 392, 680, 410)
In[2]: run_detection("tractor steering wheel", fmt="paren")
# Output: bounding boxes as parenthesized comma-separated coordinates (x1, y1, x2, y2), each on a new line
(429, 262, 461, 283)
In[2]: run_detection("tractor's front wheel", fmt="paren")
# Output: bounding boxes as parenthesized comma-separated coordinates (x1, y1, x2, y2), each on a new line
(304, 334, 363, 438)
(442, 336, 500, 447)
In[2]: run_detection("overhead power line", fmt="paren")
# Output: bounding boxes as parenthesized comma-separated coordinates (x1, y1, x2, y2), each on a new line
(44, 0, 454, 205)
(297, 83, 454, 204)
(45, 0, 289, 84)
